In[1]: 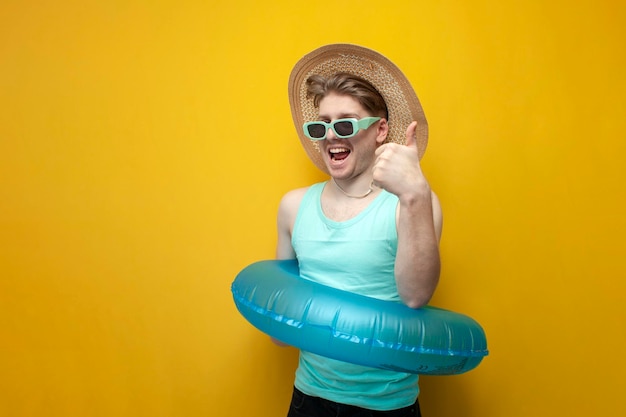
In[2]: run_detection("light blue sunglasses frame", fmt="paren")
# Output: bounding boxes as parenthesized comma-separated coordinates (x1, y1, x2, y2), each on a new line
(302, 117, 381, 140)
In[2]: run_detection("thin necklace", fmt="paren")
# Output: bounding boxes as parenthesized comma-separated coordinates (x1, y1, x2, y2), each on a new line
(332, 178, 374, 199)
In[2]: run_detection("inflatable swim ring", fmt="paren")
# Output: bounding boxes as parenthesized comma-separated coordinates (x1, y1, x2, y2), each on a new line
(231, 260, 488, 375)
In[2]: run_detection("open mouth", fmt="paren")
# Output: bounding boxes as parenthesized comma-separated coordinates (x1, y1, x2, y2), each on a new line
(329, 147, 350, 161)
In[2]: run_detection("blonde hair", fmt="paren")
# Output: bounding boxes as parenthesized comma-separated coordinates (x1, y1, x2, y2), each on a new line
(305, 72, 389, 120)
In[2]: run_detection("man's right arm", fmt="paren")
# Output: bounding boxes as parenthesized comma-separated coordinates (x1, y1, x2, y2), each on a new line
(272, 188, 307, 346)
(275, 188, 307, 260)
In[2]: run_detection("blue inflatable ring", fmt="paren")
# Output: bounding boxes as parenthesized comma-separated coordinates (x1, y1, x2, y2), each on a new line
(231, 260, 488, 375)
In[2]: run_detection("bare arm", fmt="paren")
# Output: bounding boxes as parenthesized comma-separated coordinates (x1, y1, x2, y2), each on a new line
(394, 188, 442, 308)
(373, 122, 442, 308)
(272, 188, 307, 345)
(275, 188, 306, 259)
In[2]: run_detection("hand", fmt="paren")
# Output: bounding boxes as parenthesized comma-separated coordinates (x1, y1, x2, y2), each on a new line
(372, 121, 429, 200)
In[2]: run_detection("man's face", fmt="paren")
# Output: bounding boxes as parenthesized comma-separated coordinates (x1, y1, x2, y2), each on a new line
(317, 92, 387, 180)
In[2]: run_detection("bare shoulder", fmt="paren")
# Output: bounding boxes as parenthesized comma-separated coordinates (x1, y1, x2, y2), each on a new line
(276, 186, 310, 260)
(277, 186, 310, 233)
(278, 186, 310, 216)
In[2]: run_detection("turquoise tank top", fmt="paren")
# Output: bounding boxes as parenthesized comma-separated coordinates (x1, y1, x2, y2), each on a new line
(291, 181, 419, 411)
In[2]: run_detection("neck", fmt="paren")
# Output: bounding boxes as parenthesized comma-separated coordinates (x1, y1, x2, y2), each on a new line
(331, 178, 376, 199)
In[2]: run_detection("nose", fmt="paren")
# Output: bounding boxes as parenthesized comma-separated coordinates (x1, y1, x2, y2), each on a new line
(325, 124, 338, 141)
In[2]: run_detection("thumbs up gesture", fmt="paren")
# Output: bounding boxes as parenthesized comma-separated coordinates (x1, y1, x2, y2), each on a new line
(372, 121, 429, 199)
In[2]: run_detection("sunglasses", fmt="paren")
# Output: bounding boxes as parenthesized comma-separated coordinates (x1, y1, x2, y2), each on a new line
(302, 117, 381, 140)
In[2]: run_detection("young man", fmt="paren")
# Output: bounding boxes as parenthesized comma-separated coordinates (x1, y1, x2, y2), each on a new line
(276, 44, 443, 417)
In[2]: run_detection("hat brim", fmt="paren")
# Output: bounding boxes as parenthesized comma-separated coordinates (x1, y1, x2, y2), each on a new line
(288, 44, 428, 174)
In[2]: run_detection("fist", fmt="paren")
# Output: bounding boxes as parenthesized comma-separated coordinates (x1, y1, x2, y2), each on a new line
(372, 121, 429, 198)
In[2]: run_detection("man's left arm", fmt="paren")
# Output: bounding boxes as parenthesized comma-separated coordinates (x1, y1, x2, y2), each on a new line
(394, 187, 442, 308)
(373, 121, 443, 308)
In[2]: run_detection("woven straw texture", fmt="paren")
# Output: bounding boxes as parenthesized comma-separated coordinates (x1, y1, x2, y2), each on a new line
(288, 44, 428, 174)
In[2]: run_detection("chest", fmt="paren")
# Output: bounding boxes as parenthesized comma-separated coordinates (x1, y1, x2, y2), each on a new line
(320, 198, 372, 222)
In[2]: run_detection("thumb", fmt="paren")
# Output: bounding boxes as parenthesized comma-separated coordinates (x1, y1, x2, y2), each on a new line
(405, 121, 418, 148)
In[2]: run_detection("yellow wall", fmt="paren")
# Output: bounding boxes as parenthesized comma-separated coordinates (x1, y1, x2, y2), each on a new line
(1, 1, 624, 416)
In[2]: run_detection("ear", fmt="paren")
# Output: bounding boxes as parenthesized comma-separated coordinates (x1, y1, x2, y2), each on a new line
(375, 118, 389, 144)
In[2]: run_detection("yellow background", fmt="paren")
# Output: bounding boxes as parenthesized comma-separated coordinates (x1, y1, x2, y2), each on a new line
(1, 0, 625, 416)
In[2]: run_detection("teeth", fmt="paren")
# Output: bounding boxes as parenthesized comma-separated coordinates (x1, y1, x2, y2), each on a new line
(329, 148, 349, 153)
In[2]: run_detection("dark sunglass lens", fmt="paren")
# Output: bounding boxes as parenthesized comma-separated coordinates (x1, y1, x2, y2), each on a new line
(334, 121, 354, 137)
(307, 123, 327, 138)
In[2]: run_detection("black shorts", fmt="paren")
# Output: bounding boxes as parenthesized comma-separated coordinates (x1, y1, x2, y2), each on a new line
(287, 387, 422, 417)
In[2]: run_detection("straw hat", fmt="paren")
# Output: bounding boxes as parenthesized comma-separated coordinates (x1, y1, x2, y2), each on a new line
(288, 43, 428, 174)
